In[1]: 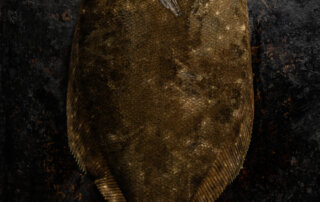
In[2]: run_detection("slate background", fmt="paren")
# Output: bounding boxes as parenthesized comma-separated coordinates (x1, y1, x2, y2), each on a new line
(1, 0, 320, 201)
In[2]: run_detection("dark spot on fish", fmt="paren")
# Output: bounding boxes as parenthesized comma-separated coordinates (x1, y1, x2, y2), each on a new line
(110, 70, 124, 81)
(231, 89, 241, 99)
(216, 106, 232, 123)
(159, 57, 178, 80)
(230, 44, 244, 58)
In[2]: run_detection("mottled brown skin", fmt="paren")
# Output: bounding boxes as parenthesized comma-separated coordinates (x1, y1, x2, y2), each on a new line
(67, 0, 254, 201)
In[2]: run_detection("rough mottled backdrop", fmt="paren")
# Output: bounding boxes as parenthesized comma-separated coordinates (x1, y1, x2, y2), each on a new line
(1, 0, 320, 201)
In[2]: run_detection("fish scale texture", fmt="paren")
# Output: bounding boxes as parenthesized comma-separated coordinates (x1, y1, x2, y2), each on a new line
(2, 0, 320, 201)
(67, 0, 253, 201)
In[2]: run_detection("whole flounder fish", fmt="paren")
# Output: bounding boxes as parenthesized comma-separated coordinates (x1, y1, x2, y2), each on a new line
(67, 0, 254, 201)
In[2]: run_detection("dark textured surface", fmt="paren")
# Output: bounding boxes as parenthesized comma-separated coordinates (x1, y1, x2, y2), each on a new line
(1, 0, 320, 201)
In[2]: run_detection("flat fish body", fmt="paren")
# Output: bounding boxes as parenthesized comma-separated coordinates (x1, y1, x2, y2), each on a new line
(67, 0, 254, 201)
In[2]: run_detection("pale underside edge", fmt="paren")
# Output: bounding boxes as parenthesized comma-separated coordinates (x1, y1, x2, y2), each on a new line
(158, 0, 181, 16)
